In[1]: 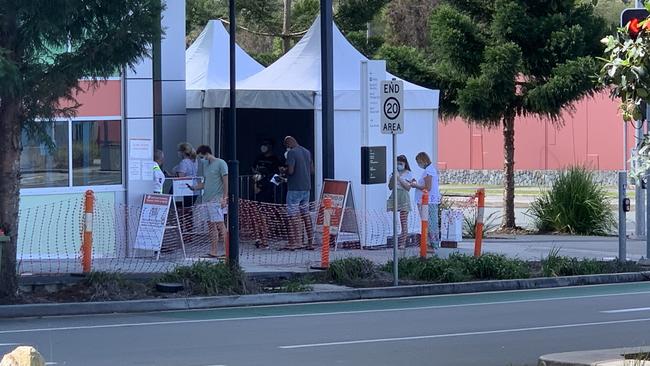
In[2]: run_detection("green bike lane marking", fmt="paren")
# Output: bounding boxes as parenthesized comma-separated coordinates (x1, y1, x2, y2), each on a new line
(158, 282, 650, 321)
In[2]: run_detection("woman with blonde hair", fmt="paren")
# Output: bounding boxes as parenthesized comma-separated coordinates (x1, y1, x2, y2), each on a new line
(173, 142, 199, 207)
(411, 152, 441, 250)
(174, 142, 198, 178)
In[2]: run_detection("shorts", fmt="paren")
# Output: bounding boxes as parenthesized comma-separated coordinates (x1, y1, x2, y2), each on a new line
(207, 202, 225, 223)
(287, 190, 310, 216)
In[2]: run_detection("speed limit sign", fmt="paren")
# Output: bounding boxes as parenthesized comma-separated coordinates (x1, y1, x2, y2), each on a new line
(381, 80, 404, 134)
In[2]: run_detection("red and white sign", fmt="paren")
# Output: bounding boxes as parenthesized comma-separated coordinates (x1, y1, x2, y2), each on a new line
(134, 194, 172, 251)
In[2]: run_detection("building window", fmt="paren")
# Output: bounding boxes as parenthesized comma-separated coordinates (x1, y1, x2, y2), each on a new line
(20, 121, 69, 188)
(72, 120, 122, 186)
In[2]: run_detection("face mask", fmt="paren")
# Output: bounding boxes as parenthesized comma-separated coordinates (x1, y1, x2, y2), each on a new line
(198, 155, 207, 162)
(417, 162, 426, 169)
(397, 163, 405, 171)
(260, 145, 269, 154)
(284, 151, 288, 159)
(177, 151, 184, 159)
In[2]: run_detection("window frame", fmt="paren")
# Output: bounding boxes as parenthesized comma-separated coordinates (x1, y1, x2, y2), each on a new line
(20, 115, 124, 196)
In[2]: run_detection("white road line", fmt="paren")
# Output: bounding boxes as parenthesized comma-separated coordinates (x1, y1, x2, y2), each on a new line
(0, 343, 21, 347)
(2, 290, 650, 335)
(602, 307, 650, 314)
(279, 317, 650, 349)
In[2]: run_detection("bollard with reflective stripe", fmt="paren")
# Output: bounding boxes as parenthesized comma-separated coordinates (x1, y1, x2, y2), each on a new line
(81, 190, 95, 273)
(420, 190, 429, 258)
(474, 188, 485, 257)
(321, 197, 332, 268)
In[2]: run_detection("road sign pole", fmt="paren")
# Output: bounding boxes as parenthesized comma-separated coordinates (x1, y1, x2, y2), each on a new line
(392, 132, 398, 287)
(619, 171, 627, 262)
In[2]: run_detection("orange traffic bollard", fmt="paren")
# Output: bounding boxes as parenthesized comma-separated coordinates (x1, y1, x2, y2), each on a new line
(474, 188, 485, 257)
(320, 197, 332, 268)
(81, 190, 95, 273)
(420, 190, 429, 258)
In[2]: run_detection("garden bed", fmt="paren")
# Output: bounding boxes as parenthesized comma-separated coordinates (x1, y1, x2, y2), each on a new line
(2, 253, 646, 305)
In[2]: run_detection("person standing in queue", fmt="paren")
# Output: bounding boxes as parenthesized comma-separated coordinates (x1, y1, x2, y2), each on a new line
(281, 136, 314, 250)
(387, 155, 414, 248)
(173, 142, 199, 206)
(411, 152, 441, 250)
(188, 145, 228, 258)
(252, 138, 282, 204)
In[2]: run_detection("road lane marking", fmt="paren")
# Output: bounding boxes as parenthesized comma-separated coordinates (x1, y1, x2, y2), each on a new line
(0, 343, 21, 347)
(279, 317, 650, 349)
(2, 290, 650, 334)
(601, 307, 650, 314)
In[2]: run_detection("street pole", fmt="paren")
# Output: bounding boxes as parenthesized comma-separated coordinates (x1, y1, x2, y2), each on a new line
(635, 2, 647, 240)
(619, 171, 627, 263)
(392, 133, 398, 286)
(321, 0, 334, 179)
(227, 0, 240, 267)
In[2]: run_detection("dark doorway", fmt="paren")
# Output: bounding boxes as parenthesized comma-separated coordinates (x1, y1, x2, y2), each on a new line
(216, 108, 315, 202)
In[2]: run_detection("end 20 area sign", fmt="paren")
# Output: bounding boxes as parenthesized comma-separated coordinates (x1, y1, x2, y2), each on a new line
(381, 79, 404, 134)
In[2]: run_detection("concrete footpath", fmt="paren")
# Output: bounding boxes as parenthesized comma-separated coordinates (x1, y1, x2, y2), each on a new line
(460, 235, 650, 262)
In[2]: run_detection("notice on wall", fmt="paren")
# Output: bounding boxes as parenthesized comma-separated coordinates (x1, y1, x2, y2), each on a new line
(133, 194, 172, 252)
(128, 160, 142, 181)
(141, 161, 155, 181)
(129, 138, 153, 160)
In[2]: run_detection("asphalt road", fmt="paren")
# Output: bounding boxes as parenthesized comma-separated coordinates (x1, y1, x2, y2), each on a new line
(3, 283, 650, 366)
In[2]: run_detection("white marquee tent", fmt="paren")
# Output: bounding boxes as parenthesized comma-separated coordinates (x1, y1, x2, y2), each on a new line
(186, 20, 264, 108)
(187, 16, 440, 246)
(185, 20, 265, 150)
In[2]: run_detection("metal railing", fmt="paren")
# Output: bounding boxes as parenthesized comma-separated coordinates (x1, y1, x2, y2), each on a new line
(239, 175, 287, 204)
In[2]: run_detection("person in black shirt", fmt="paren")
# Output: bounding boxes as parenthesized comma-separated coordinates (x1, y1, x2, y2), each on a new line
(252, 139, 282, 203)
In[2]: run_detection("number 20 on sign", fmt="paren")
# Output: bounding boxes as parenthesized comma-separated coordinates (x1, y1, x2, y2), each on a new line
(381, 80, 404, 134)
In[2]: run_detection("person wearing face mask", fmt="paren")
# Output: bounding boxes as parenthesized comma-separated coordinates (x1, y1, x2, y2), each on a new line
(252, 139, 282, 204)
(173, 142, 199, 206)
(173, 142, 198, 178)
(387, 155, 414, 248)
(411, 152, 441, 251)
(188, 145, 229, 258)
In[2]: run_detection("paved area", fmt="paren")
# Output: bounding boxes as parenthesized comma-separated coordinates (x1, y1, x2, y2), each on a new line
(2, 282, 650, 365)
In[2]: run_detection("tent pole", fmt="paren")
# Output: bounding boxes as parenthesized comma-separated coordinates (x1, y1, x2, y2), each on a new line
(321, 0, 334, 179)
(227, 0, 240, 267)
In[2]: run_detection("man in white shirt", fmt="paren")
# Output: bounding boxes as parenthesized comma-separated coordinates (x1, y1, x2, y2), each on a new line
(153, 149, 165, 194)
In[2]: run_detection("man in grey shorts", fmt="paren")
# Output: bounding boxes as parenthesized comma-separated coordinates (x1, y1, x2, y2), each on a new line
(282, 136, 314, 250)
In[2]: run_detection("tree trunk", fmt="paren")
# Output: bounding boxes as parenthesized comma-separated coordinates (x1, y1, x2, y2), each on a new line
(0, 98, 21, 299)
(502, 114, 516, 229)
(282, 0, 292, 54)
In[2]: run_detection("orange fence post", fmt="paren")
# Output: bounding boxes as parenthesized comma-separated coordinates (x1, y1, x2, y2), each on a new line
(81, 190, 95, 273)
(474, 188, 485, 257)
(320, 197, 332, 268)
(420, 190, 429, 258)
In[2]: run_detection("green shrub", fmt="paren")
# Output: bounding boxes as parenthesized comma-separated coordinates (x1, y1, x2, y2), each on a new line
(327, 258, 377, 284)
(470, 253, 530, 280)
(528, 166, 615, 235)
(388, 254, 529, 283)
(463, 211, 500, 239)
(542, 248, 609, 277)
(160, 261, 248, 296)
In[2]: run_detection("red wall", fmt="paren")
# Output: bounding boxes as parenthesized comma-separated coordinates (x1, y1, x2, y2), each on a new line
(59, 80, 122, 117)
(438, 92, 635, 171)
